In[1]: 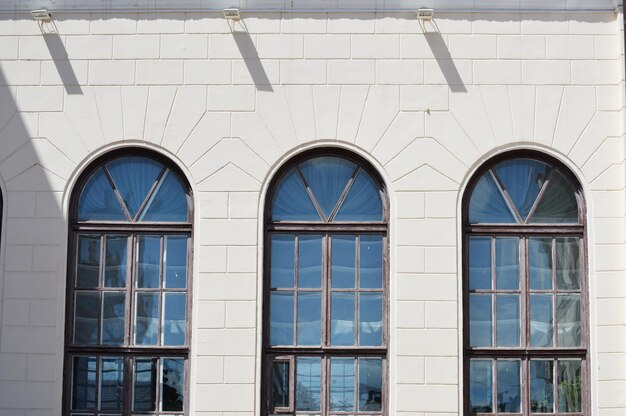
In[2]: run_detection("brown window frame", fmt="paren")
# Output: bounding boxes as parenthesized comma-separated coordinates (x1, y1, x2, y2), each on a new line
(262, 149, 390, 416)
(462, 150, 589, 416)
(63, 149, 194, 416)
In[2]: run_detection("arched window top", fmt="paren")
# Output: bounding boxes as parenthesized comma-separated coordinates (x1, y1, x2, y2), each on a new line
(270, 155, 385, 222)
(467, 156, 581, 225)
(76, 155, 191, 223)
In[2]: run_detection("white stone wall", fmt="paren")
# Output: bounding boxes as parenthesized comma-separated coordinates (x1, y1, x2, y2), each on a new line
(0, 10, 624, 416)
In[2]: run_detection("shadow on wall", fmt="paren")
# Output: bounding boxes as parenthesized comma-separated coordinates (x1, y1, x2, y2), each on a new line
(0, 66, 65, 411)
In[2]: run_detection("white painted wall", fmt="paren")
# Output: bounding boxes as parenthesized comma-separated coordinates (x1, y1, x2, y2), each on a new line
(0, 9, 624, 416)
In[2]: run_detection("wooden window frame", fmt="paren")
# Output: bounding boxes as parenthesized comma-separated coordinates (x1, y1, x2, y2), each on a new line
(462, 151, 590, 416)
(63, 149, 194, 416)
(262, 149, 390, 416)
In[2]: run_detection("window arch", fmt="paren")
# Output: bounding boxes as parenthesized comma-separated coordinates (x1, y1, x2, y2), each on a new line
(64, 150, 193, 416)
(462, 151, 588, 416)
(263, 150, 389, 416)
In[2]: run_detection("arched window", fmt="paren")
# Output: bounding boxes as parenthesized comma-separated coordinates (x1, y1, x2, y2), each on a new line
(64, 152, 193, 416)
(463, 152, 588, 415)
(263, 151, 388, 416)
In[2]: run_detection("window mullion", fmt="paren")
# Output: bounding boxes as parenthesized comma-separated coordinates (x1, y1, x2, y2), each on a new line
(125, 234, 134, 347)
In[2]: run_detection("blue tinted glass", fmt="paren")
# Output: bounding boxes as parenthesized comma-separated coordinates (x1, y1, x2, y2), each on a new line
(359, 293, 383, 346)
(470, 359, 492, 413)
(78, 168, 127, 222)
(529, 238, 553, 290)
(300, 157, 356, 220)
(298, 235, 322, 288)
(102, 292, 125, 345)
(497, 360, 521, 413)
(330, 358, 355, 411)
(135, 292, 159, 345)
(494, 159, 550, 221)
(530, 360, 554, 413)
(469, 237, 491, 290)
(272, 361, 290, 408)
(163, 293, 186, 346)
(530, 172, 579, 224)
(134, 359, 157, 411)
(496, 238, 519, 290)
(557, 295, 581, 347)
(359, 235, 383, 289)
(496, 295, 519, 347)
(331, 292, 355, 346)
(332, 235, 356, 288)
(162, 358, 185, 411)
(272, 169, 320, 221)
(296, 357, 321, 411)
(140, 170, 189, 222)
(77, 235, 101, 288)
(75, 292, 100, 344)
(271, 234, 295, 289)
(270, 292, 294, 346)
(137, 236, 160, 288)
(530, 295, 553, 347)
(72, 356, 97, 409)
(556, 238, 580, 290)
(470, 294, 492, 347)
(164, 236, 187, 289)
(100, 357, 124, 411)
(106, 156, 163, 220)
(469, 172, 516, 224)
(104, 235, 127, 288)
(297, 292, 321, 345)
(335, 170, 383, 221)
(359, 358, 382, 411)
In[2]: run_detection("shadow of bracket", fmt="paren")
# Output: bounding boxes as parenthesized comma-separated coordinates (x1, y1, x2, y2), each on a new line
(231, 22, 273, 92)
(424, 31, 467, 93)
(43, 33, 83, 95)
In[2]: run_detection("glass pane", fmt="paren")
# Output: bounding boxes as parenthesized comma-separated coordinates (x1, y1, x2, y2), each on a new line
(335, 169, 383, 221)
(360, 293, 383, 346)
(270, 292, 294, 346)
(330, 358, 355, 412)
(470, 359, 492, 413)
(296, 357, 321, 411)
(75, 292, 100, 344)
(470, 294, 492, 347)
(100, 357, 124, 411)
(272, 361, 290, 409)
(78, 168, 127, 222)
(359, 235, 383, 289)
(163, 293, 186, 346)
(556, 238, 580, 290)
(530, 295, 553, 347)
(331, 292, 355, 346)
(104, 236, 127, 288)
(529, 238, 553, 290)
(72, 356, 97, 410)
(469, 237, 492, 290)
(137, 236, 161, 288)
(135, 293, 159, 345)
(493, 159, 551, 221)
(298, 235, 322, 289)
(272, 169, 320, 222)
(332, 235, 356, 288)
(77, 235, 101, 288)
(557, 295, 581, 347)
(164, 236, 187, 289)
(530, 172, 579, 224)
(271, 234, 295, 289)
(558, 360, 582, 413)
(497, 360, 520, 413)
(297, 292, 321, 346)
(468, 172, 517, 224)
(496, 237, 519, 290)
(106, 156, 163, 220)
(359, 358, 382, 411)
(101, 292, 125, 345)
(299, 156, 356, 220)
(140, 170, 189, 222)
(530, 360, 554, 413)
(133, 358, 157, 411)
(162, 358, 185, 411)
(496, 295, 519, 347)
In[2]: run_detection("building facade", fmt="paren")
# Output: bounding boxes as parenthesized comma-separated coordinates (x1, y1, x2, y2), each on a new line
(0, 0, 624, 415)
